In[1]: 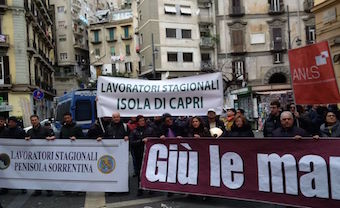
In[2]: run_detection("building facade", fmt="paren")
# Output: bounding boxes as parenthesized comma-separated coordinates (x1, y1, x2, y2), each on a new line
(0, 0, 56, 126)
(137, 0, 216, 79)
(88, 4, 140, 80)
(51, 0, 96, 96)
(312, 0, 340, 92)
(216, 0, 315, 120)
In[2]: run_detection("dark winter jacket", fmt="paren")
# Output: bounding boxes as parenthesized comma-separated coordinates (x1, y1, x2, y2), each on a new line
(86, 123, 103, 138)
(204, 118, 227, 137)
(5, 126, 26, 139)
(160, 122, 184, 137)
(272, 126, 309, 138)
(0, 126, 8, 138)
(187, 126, 210, 137)
(59, 122, 84, 139)
(27, 124, 54, 139)
(263, 114, 281, 137)
(228, 126, 254, 137)
(104, 121, 129, 139)
(319, 121, 340, 137)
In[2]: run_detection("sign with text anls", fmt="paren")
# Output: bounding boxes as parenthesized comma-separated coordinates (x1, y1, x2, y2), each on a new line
(0, 139, 129, 192)
(96, 73, 223, 117)
(141, 138, 340, 208)
(288, 41, 340, 104)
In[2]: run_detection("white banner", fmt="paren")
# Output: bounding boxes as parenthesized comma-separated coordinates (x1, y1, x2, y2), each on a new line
(97, 72, 224, 117)
(0, 139, 129, 192)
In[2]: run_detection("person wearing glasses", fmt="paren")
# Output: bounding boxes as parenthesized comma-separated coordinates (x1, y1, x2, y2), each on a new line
(319, 110, 340, 137)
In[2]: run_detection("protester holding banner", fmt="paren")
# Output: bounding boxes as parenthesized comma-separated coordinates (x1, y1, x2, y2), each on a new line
(25, 115, 55, 141)
(319, 110, 340, 137)
(228, 115, 254, 138)
(204, 108, 226, 137)
(272, 111, 309, 139)
(59, 112, 84, 140)
(148, 116, 162, 137)
(263, 100, 281, 137)
(129, 115, 154, 196)
(187, 116, 210, 138)
(160, 113, 184, 138)
(100, 112, 129, 141)
(4, 116, 25, 139)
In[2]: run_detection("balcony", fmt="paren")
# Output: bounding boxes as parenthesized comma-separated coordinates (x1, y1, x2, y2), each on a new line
(0, 34, 9, 48)
(121, 35, 133, 40)
(270, 40, 286, 52)
(74, 43, 86, 50)
(229, 6, 245, 17)
(200, 37, 214, 48)
(91, 38, 102, 44)
(36, 0, 53, 25)
(201, 61, 214, 71)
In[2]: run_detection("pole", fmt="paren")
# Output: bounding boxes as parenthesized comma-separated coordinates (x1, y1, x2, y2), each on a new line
(151, 33, 156, 79)
(287, 5, 291, 50)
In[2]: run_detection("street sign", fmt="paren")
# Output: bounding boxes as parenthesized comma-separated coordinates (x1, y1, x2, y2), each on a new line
(33, 89, 44, 100)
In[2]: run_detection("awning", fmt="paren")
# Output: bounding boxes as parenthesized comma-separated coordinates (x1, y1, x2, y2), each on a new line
(164, 5, 177, 14)
(180, 7, 192, 15)
(255, 90, 292, 95)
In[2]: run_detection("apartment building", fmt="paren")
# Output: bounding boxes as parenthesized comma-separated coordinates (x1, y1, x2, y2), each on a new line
(88, 5, 140, 80)
(0, 0, 56, 126)
(312, 0, 340, 92)
(51, 0, 96, 96)
(216, 0, 315, 120)
(137, 0, 210, 79)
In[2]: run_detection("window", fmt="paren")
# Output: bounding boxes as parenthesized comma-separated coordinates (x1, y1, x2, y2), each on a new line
(166, 28, 176, 38)
(167, 52, 178, 62)
(57, 6, 64, 13)
(60, 53, 67, 60)
(75, 100, 92, 121)
(164, 4, 177, 14)
(232, 60, 245, 80)
(125, 62, 132, 73)
(95, 48, 100, 56)
(272, 28, 283, 50)
(269, 0, 283, 13)
(181, 29, 191, 39)
(126, 44, 130, 56)
(59, 35, 66, 42)
(231, 30, 244, 53)
(110, 47, 115, 56)
(140, 33, 143, 45)
(108, 28, 115, 40)
(273, 53, 283, 64)
(180, 6, 191, 16)
(123, 27, 129, 38)
(93, 30, 99, 42)
(183, 53, 193, 62)
(306, 25, 315, 44)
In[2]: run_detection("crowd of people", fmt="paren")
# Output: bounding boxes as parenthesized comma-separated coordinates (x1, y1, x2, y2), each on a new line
(0, 99, 340, 200)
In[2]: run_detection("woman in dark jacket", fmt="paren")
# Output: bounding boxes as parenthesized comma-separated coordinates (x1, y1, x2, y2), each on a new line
(187, 116, 210, 138)
(319, 111, 340, 137)
(129, 115, 154, 196)
(229, 115, 254, 137)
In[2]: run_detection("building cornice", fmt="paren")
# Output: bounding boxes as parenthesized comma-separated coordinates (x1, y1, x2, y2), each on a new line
(312, 0, 338, 13)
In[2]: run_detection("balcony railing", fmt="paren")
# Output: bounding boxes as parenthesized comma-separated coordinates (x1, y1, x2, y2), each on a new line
(200, 37, 214, 48)
(121, 35, 133, 40)
(201, 61, 213, 71)
(91, 38, 102, 44)
(0, 34, 9, 48)
(270, 40, 287, 52)
(304, 0, 314, 12)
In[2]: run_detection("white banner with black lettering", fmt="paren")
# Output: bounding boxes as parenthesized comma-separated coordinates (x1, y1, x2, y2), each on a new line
(97, 72, 224, 117)
(0, 139, 129, 192)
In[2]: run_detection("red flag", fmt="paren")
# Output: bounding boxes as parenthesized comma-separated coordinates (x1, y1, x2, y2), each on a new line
(288, 41, 340, 104)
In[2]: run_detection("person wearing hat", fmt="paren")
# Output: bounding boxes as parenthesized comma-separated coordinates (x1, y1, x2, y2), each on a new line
(204, 108, 226, 138)
(5, 116, 25, 139)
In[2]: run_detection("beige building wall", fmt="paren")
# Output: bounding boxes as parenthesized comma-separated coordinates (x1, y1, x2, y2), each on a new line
(312, 0, 340, 92)
(89, 8, 140, 79)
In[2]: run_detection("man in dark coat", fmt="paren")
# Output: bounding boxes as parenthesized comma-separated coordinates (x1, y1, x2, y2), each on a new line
(5, 116, 25, 139)
(99, 112, 129, 141)
(25, 115, 55, 196)
(0, 116, 8, 137)
(129, 115, 154, 196)
(263, 100, 281, 137)
(272, 111, 309, 138)
(59, 112, 84, 140)
(204, 108, 227, 137)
